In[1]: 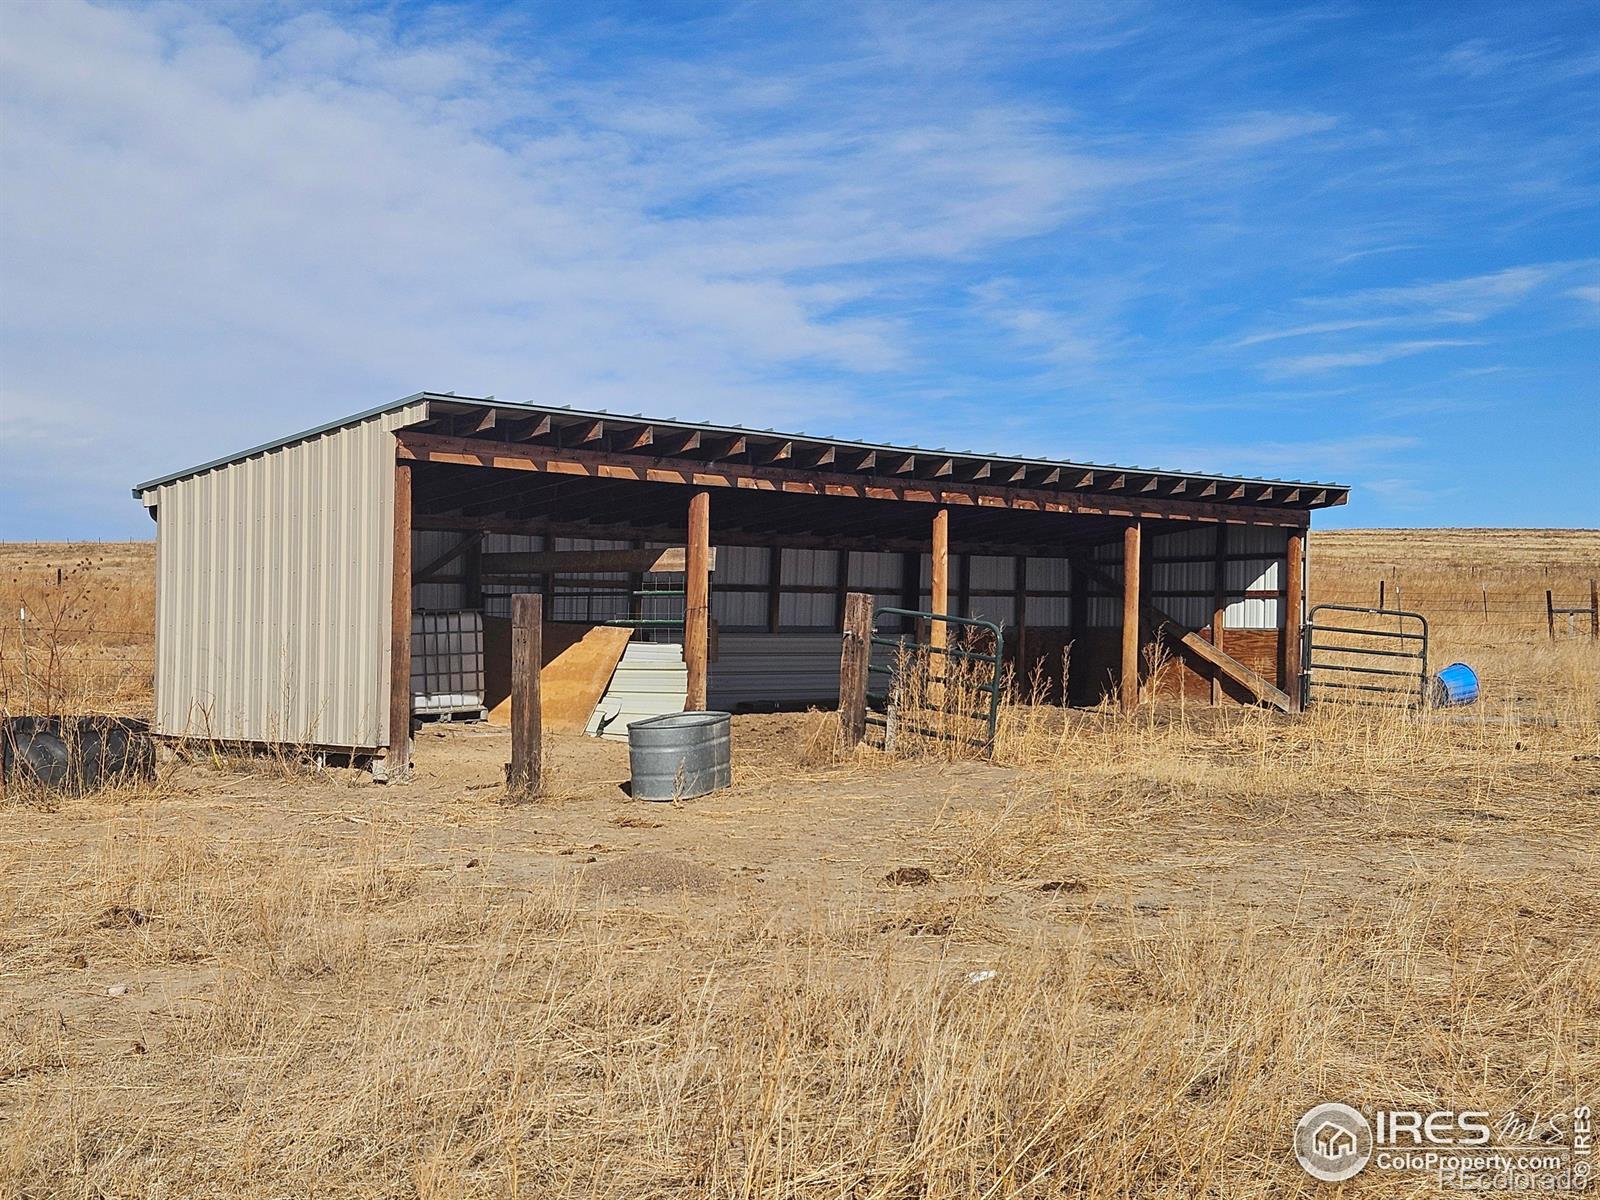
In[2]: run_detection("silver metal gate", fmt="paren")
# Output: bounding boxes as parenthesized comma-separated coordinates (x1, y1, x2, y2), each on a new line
(1302, 603, 1430, 708)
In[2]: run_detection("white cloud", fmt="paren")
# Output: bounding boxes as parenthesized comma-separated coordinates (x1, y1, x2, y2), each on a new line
(1266, 340, 1481, 375)
(0, 0, 1349, 532)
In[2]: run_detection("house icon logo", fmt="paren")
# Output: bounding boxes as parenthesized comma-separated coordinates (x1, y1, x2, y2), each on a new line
(1294, 1102, 1373, 1181)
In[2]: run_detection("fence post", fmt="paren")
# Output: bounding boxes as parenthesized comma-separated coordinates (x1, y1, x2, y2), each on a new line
(1546, 590, 1556, 641)
(506, 593, 543, 797)
(1591, 579, 1599, 641)
(1378, 579, 1385, 610)
(838, 592, 873, 747)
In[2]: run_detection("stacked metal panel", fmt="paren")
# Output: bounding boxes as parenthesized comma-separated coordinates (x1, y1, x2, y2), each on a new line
(585, 642, 689, 740)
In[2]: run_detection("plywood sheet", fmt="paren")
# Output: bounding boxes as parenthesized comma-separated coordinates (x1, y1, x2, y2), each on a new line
(484, 619, 634, 732)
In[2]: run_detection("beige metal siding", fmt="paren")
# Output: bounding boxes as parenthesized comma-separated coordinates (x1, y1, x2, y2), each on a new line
(147, 402, 427, 748)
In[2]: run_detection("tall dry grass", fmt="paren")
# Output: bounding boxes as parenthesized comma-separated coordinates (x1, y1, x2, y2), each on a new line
(2, 533, 1597, 1197)
(0, 544, 154, 718)
(3, 746, 1594, 1197)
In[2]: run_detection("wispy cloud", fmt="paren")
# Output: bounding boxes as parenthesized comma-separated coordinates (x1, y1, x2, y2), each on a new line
(1266, 339, 1482, 376)
(1, 0, 1595, 534)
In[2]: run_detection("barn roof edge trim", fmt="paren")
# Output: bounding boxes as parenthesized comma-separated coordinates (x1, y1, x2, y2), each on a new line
(131, 391, 1351, 508)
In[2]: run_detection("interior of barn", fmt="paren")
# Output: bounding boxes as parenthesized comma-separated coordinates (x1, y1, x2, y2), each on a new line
(396, 396, 1329, 758)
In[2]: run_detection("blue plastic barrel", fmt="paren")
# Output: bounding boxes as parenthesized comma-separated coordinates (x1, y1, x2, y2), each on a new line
(1431, 662, 1480, 707)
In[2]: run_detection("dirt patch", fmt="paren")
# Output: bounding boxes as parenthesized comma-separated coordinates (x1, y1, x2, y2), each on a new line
(885, 866, 933, 886)
(579, 851, 727, 897)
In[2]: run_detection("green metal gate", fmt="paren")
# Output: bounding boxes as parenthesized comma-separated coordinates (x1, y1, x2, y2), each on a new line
(865, 608, 1005, 749)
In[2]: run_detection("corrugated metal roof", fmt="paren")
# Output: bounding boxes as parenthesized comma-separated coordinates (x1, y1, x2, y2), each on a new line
(132, 391, 1351, 503)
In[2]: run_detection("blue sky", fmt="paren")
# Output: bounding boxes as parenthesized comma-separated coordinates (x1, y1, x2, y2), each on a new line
(1, 0, 1596, 538)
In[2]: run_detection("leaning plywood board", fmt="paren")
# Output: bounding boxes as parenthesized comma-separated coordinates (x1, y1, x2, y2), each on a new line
(485, 619, 634, 733)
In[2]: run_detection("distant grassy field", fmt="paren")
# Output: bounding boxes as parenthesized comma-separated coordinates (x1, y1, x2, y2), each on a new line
(1, 531, 1596, 1198)
(3, 528, 1593, 718)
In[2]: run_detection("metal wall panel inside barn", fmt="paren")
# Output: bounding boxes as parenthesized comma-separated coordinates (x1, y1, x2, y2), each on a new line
(412, 529, 1297, 710)
(143, 401, 427, 748)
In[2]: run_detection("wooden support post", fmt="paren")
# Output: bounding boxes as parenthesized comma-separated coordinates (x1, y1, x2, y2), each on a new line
(1591, 579, 1598, 640)
(387, 460, 413, 778)
(834, 549, 851, 630)
(1012, 554, 1028, 672)
(628, 538, 645, 627)
(1120, 520, 1141, 714)
(1067, 556, 1087, 705)
(1546, 590, 1556, 641)
(900, 550, 920, 634)
(930, 507, 950, 651)
(506, 593, 542, 796)
(1285, 530, 1305, 712)
(685, 489, 711, 710)
(766, 546, 783, 634)
(1138, 527, 1155, 681)
(1210, 523, 1228, 705)
(929, 507, 950, 703)
(838, 592, 873, 747)
(463, 535, 483, 609)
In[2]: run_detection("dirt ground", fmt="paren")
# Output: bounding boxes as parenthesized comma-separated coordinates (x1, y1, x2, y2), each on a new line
(2, 531, 1598, 1197)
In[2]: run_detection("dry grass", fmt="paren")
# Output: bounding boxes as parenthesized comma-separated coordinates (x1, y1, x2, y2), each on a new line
(1, 531, 1598, 1198)
(0, 543, 154, 717)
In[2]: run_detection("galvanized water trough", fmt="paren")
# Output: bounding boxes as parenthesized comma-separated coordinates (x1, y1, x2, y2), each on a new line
(627, 711, 732, 801)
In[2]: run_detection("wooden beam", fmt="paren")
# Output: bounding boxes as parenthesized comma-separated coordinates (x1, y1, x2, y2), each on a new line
(930, 506, 950, 658)
(414, 531, 484, 583)
(838, 592, 873, 747)
(685, 489, 711, 710)
(900, 549, 920, 622)
(618, 425, 655, 451)
(505, 593, 542, 797)
(480, 546, 715, 576)
(1012, 554, 1028, 664)
(505, 415, 552, 441)
(767, 546, 783, 633)
(957, 546, 972, 619)
(1285, 530, 1305, 711)
(387, 459, 413, 778)
(394, 433, 1311, 527)
(464, 535, 483, 609)
(659, 430, 702, 456)
(1120, 521, 1141, 714)
(1210, 523, 1227, 705)
(753, 440, 792, 464)
(834, 548, 850, 629)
